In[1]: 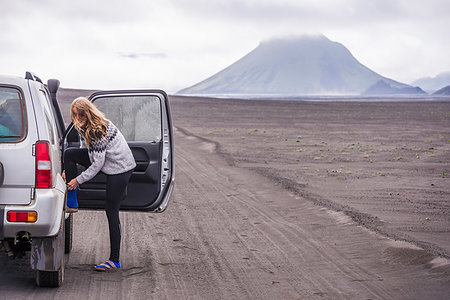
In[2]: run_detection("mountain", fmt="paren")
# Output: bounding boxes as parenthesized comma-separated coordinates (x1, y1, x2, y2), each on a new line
(433, 84, 450, 95)
(411, 72, 450, 93)
(178, 35, 416, 96)
(363, 80, 426, 96)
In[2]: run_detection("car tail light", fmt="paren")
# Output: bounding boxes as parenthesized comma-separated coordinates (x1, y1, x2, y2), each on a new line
(35, 141, 52, 188)
(7, 211, 38, 223)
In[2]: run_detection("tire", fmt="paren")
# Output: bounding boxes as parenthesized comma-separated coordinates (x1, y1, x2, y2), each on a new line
(64, 214, 73, 254)
(35, 266, 64, 287)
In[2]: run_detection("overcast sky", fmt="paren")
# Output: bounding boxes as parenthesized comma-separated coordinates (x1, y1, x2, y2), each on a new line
(1, 0, 449, 93)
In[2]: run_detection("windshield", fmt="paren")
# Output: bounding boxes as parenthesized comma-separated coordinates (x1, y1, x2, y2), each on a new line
(0, 86, 26, 142)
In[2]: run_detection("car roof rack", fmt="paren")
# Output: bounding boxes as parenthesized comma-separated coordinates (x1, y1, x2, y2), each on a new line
(25, 71, 43, 84)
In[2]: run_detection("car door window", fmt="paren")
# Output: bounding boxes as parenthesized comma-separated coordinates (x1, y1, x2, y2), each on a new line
(93, 96, 161, 142)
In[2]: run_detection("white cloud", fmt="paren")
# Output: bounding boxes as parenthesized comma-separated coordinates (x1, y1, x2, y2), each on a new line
(0, 0, 449, 92)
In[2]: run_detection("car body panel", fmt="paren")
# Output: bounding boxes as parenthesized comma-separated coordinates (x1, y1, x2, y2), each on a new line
(2, 175, 65, 238)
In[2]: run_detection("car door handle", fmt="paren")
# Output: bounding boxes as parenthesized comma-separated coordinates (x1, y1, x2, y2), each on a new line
(0, 162, 4, 187)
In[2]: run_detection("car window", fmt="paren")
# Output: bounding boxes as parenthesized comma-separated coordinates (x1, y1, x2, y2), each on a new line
(0, 86, 26, 142)
(37, 90, 57, 145)
(93, 95, 162, 142)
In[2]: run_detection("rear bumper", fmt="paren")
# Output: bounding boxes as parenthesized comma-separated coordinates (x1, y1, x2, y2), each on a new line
(1, 187, 65, 239)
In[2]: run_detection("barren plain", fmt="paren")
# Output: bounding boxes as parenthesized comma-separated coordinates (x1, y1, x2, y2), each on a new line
(169, 95, 450, 259)
(1, 92, 449, 299)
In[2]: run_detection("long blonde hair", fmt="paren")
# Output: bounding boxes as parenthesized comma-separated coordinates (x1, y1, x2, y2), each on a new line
(70, 97, 108, 146)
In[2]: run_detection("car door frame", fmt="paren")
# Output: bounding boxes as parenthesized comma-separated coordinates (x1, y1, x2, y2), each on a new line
(62, 89, 174, 212)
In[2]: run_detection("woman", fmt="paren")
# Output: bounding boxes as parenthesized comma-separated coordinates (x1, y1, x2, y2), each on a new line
(63, 97, 136, 271)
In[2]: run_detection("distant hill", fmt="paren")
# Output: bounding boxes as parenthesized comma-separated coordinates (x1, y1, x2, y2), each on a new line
(411, 72, 450, 93)
(363, 80, 426, 96)
(57, 87, 98, 103)
(433, 84, 450, 95)
(178, 35, 418, 96)
(57, 87, 98, 124)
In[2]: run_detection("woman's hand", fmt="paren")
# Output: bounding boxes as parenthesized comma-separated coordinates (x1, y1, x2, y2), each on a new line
(62, 171, 66, 183)
(67, 178, 79, 190)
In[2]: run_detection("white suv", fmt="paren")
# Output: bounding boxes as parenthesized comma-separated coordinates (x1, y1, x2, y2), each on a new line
(0, 72, 175, 287)
(0, 72, 68, 287)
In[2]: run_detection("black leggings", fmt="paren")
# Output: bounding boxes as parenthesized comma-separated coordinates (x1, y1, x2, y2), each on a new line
(64, 148, 133, 262)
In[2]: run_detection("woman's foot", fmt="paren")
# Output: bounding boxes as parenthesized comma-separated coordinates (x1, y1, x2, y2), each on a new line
(94, 260, 121, 271)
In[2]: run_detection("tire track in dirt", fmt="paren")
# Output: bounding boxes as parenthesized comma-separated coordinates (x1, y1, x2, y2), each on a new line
(174, 141, 329, 297)
(1, 125, 449, 299)
(159, 126, 450, 299)
(172, 127, 392, 299)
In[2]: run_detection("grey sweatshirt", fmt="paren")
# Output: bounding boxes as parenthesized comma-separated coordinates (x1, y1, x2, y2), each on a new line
(76, 121, 136, 185)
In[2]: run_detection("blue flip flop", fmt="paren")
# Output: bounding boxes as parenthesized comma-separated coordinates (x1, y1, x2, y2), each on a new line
(94, 260, 121, 271)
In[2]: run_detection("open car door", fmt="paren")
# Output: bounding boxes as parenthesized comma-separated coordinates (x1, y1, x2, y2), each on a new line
(63, 90, 174, 212)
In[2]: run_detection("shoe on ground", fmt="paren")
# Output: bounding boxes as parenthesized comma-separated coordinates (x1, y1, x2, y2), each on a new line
(94, 260, 121, 271)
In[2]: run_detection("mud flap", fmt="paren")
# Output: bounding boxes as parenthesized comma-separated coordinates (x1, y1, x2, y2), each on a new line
(30, 218, 64, 271)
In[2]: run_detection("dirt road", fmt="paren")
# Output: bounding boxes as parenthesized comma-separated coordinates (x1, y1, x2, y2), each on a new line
(1, 125, 449, 299)
(169, 96, 450, 259)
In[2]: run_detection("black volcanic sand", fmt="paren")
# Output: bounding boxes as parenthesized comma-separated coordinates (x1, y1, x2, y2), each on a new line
(168, 95, 450, 259)
(57, 89, 450, 258)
